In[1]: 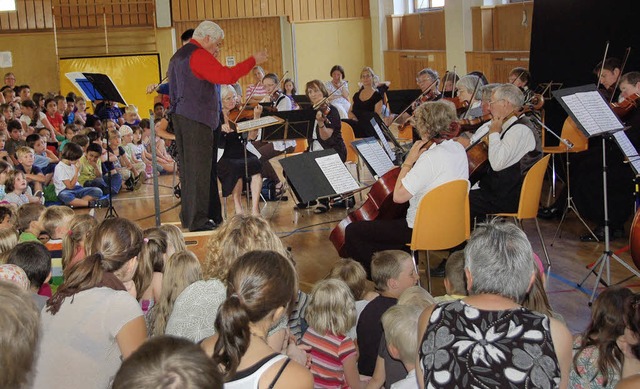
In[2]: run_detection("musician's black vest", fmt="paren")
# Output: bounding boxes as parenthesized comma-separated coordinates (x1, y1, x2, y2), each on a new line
(478, 115, 542, 211)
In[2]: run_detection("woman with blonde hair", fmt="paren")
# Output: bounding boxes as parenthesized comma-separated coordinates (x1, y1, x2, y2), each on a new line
(165, 214, 288, 342)
(148, 250, 202, 336)
(343, 66, 384, 138)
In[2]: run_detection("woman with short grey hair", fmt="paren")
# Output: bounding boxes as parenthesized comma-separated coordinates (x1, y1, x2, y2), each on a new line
(456, 74, 483, 118)
(416, 220, 572, 389)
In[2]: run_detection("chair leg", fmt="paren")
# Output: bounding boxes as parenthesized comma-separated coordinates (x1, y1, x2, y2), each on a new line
(413, 250, 430, 293)
(534, 217, 552, 272)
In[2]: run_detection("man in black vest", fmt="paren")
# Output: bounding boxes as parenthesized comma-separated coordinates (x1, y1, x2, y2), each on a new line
(168, 20, 267, 231)
(466, 83, 542, 224)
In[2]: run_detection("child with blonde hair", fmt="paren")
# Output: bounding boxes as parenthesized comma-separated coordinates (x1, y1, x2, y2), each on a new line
(148, 250, 202, 336)
(0, 227, 18, 262)
(61, 214, 98, 273)
(16, 202, 45, 242)
(0, 160, 13, 201)
(381, 305, 423, 389)
(123, 104, 141, 126)
(327, 258, 378, 340)
(159, 224, 186, 258)
(302, 278, 364, 388)
(135, 228, 168, 315)
(4, 170, 41, 206)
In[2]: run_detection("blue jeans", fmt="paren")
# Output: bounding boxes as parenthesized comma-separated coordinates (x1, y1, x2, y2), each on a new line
(84, 172, 122, 194)
(57, 186, 103, 205)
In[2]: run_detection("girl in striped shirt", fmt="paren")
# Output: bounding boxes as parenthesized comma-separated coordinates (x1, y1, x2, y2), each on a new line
(302, 279, 365, 388)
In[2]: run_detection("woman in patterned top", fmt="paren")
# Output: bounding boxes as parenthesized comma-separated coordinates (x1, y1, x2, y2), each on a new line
(416, 221, 573, 389)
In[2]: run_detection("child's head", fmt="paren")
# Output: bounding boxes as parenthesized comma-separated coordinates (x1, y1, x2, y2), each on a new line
(65, 96, 75, 112)
(0, 133, 5, 151)
(39, 205, 74, 239)
(0, 205, 16, 230)
(6, 241, 51, 291)
(159, 224, 186, 258)
(7, 119, 22, 140)
(75, 96, 86, 111)
(54, 95, 66, 113)
(327, 258, 367, 301)
(0, 227, 18, 261)
(64, 124, 78, 140)
(25, 134, 45, 154)
(371, 250, 418, 296)
(5, 170, 27, 194)
(105, 120, 117, 132)
(381, 305, 422, 365)
(133, 228, 168, 298)
(36, 128, 50, 143)
(444, 250, 467, 296)
(86, 130, 102, 145)
(124, 104, 138, 117)
(132, 126, 143, 144)
(85, 143, 102, 164)
(61, 214, 98, 274)
(119, 125, 133, 145)
(0, 103, 11, 120)
(0, 281, 40, 389)
(16, 203, 45, 233)
(0, 160, 13, 185)
(16, 146, 35, 167)
(44, 98, 57, 116)
(305, 278, 356, 336)
(153, 102, 165, 118)
(149, 250, 202, 336)
(108, 129, 121, 147)
(112, 336, 222, 389)
(60, 142, 83, 162)
(71, 134, 90, 150)
(397, 285, 436, 310)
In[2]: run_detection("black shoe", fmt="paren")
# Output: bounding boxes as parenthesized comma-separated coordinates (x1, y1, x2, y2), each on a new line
(333, 196, 355, 209)
(538, 206, 562, 220)
(579, 226, 625, 242)
(295, 200, 317, 209)
(89, 199, 110, 208)
(173, 184, 181, 199)
(190, 221, 217, 232)
(430, 259, 447, 277)
(313, 204, 329, 214)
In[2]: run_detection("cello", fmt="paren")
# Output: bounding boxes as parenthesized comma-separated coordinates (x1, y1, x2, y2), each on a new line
(329, 167, 409, 257)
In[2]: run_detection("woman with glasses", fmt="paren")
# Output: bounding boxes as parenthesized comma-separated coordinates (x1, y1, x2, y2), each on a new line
(343, 67, 384, 138)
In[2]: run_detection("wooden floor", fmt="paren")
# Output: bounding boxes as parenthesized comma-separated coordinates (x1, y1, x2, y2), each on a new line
(98, 169, 640, 336)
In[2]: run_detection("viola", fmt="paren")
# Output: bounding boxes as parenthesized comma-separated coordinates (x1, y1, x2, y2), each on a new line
(457, 113, 492, 133)
(329, 167, 409, 257)
(611, 93, 640, 119)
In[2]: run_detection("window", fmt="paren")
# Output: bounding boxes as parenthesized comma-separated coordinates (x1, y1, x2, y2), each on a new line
(415, 0, 445, 12)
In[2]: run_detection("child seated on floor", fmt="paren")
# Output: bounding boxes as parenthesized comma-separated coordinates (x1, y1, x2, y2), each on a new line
(58, 123, 79, 153)
(119, 125, 146, 182)
(381, 305, 423, 389)
(78, 143, 113, 194)
(61, 214, 97, 274)
(135, 228, 168, 316)
(4, 170, 41, 206)
(123, 104, 141, 127)
(140, 119, 175, 176)
(0, 131, 13, 166)
(16, 202, 45, 242)
(15, 146, 46, 193)
(434, 250, 468, 303)
(0, 205, 16, 230)
(105, 129, 143, 191)
(53, 142, 107, 208)
(6, 241, 52, 311)
(26, 134, 58, 179)
(301, 278, 364, 389)
(0, 160, 12, 201)
(6, 119, 25, 165)
(356, 250, 419, 378)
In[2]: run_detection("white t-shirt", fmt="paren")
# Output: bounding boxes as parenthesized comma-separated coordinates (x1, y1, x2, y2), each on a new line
(401, 139, 469, 228)
(20, 111, 46, 128)
(53, 161, 76, 195)
(390, 369, 417, 389)
(33, 287, 143, 389)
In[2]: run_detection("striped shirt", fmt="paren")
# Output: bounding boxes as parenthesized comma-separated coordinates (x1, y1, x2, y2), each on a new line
(301, 327, 357, 388)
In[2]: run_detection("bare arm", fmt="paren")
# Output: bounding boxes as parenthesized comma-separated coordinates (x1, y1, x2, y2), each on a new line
(549, 317, 572, 389)
(365, 356, 386, 389)
(343, 353, 366, 389)
(115, 316, 148, 359)
(393, 140, 428, 203)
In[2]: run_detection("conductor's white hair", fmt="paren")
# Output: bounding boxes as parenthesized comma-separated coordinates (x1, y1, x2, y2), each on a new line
(193, 21, 224, 42)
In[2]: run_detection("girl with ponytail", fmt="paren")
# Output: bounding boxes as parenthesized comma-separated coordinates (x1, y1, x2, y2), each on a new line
(34, 217, 147, 389)
(202, 250, 313, 388)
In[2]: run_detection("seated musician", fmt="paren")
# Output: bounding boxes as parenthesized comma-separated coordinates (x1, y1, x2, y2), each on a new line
(343, 67, 385, 138)
(594, 57, 622, 102)
(571, 71, 640, 242)
(395, 68, 442, 127)
(251, 73, 296, 197)
(508, 67, 535, 103)
(456, 74, 484, 119)
(244, 66, 268, 104)
(441, 71, 460, 98)
(343, 100, 468, 276)
(457, 84, 542, 224)
(218, 85, 262, 215)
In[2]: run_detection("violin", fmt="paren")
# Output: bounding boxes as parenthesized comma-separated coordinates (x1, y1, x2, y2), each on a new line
(611, 93, 640, 119)
(444, 96, 469, 116)
(457, 113, 492, 133)
(228, 106, 255, 122)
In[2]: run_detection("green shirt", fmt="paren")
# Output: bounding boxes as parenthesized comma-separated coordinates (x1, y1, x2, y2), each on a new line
(77, 154, 101, 185)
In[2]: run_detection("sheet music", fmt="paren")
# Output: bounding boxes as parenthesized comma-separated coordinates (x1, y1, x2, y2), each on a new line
(370, 119, 397, 162)
(353, 139, 394, 177)
(236, 116, 282, 132)
(561, 91, 623, 136)
(613, 130, 640, 175)
(315, 154, 360, 194)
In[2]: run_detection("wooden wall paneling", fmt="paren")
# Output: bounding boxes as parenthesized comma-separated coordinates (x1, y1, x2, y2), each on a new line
(307, 0, 316, 20)
(24, 0, 35, 29)
(16, 0, 27, 29)
(481, 7, 494, 51)
(383, 50, 447, 90)
(492, 2, 532, 51)
(0, 11, 9, 30)
(43, 0, 53, 28)
(194, 0, 205, 21)
(355, 0, 364, 17)
(315, 0, 324, 20)
(299, 0, 308, 21)
(76, 0, 87, 28)
(8, 1, 19, 29)
(346, 0, 354, 18)
(471, 7, 482, 51)
(338, 0, 347, 19)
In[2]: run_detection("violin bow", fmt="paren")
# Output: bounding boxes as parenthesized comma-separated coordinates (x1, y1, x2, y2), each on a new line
(609, 47, 631, 104)
(595, 41, 610, 94)
(389, 79, 438, 127)
(441, 70, 449, 94)
(313, 81, 347, 110)
(234, 80, 262, 124)
(461, 77, 482, 119)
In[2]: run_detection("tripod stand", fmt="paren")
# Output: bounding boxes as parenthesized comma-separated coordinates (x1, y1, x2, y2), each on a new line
(577, 136, 640, 305)
(103, 131, 119, 219)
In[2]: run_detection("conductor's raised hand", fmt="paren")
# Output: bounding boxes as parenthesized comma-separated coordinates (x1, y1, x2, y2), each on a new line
(253, 49, 268, 65)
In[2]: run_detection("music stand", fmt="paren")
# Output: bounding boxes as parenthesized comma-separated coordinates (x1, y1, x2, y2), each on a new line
(67, 72, 127, 218)
(555, 84, 640, 304)
(386, 89, 422, 114)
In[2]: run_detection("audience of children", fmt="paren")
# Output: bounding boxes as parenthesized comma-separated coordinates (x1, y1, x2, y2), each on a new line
(26, 133, 58, 177)
(5, 241, 52, 310)
(16, 202, 44, 242)
(15, 145, 46, 193)
(4, 169, 41, 206)
(53, 142, 107, 208)
(432, 250, 467, 303)
(119, 124, 147, 181)
(0, 226, 18, 261)
(0, 160, 12, 200)
(136, 227, 168, 315)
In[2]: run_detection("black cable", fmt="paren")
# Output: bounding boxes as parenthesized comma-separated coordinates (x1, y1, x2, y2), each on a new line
(277, 219, 342, 239)
(133, 201, 182, 222)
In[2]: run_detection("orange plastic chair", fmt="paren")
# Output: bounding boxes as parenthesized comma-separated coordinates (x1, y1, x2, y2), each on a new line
(292, 139, 308, 154)
(340, 121, 359, 164)
(492, 155, 552, 272)
(409, 179, 470, 292)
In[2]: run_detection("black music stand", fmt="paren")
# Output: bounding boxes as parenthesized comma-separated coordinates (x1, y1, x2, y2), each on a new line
(260, 109, 316, 142)
(70, 72, 127, 218)
(386, 89, 422, 114)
